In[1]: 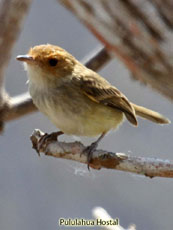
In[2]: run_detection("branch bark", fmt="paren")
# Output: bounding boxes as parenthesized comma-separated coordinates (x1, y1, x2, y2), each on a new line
(59, 0, 173, 101)
(0, 0, 32, 130)
(31, 129, 173, 179)
(5, 93, 36, 121)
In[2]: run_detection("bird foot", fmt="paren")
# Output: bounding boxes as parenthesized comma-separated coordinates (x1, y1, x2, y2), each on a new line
(37, 131, 63, 156)
(83, 141, 98, 170)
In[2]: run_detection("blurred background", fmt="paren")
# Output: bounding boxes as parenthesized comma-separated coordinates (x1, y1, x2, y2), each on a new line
(1, 1, 173, 229)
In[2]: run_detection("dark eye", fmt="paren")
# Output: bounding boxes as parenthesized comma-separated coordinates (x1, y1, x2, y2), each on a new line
(49, 58, 58, 66)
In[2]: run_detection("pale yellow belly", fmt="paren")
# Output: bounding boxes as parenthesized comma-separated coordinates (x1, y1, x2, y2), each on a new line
(46, 102, 124, 136)
(31, 86, 124, 137)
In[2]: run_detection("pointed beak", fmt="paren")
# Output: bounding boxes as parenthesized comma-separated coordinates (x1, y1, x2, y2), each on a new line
(16, 55, 34, 63)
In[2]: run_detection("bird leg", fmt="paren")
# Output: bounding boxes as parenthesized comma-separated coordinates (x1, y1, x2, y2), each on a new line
(37, 131, 64, 155)
(83, 132, 106, 170)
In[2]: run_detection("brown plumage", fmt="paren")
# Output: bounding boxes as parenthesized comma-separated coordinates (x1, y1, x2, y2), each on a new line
(79, 75, 137, 126)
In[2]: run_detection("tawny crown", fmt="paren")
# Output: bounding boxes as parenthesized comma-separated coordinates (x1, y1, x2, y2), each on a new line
(17, 44, 77, 78)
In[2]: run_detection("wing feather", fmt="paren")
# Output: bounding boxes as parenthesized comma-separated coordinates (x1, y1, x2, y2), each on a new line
(78, 74, 137, 126)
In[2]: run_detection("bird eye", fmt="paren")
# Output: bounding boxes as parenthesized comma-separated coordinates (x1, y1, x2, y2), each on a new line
(49, 58, 58, 67)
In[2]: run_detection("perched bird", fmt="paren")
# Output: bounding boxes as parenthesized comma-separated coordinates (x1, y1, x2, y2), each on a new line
(17, 44, 170, 168)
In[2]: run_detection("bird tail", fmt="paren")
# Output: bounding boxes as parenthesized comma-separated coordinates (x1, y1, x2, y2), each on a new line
(131, 103, 170, 124)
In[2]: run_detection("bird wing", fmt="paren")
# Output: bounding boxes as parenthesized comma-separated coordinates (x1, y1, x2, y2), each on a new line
(78, 74, 137, 126)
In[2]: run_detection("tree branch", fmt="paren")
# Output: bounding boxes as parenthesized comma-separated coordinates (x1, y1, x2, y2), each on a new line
(0, 0, 32, 87)
(31, 129, 173, 179)
(0, 0, 32, 130)
(83, 46, 111, 72)
(59, 0, 173, 101)
(5, 93, 36, 121)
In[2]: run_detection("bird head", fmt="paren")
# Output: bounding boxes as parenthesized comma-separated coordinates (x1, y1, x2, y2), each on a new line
(16, 44, 76, 87)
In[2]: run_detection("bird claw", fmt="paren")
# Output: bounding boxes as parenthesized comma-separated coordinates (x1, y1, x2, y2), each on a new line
(37, 133, 51, 155)
(83, 142, 98, 170)
(37, 131, 63, 156)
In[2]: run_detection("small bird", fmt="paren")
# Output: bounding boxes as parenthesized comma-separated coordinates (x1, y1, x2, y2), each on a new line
(17, 44, 170, 168)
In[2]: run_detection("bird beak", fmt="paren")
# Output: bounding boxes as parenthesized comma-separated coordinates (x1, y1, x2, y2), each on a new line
(16, 55, 34, 63)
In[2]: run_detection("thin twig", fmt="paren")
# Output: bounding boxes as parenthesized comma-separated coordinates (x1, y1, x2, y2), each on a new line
(30, 129, 173, 179)
(83, 46, 111, 72)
